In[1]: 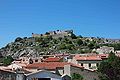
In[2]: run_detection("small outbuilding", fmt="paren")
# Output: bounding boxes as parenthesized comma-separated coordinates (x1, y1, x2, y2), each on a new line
(25, 70, 62, 80)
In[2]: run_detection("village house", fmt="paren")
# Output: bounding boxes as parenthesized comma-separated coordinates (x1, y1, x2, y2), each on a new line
(0, 55, 101, 80)
(25, 70, 62, 80)
(94, 46, 114, 54)
(25, 62, 70, 74)
(24, 62, 99, 80)
(0, 69, 62, 80)
(19, 57, 42, 64)
(64, 64, 100, 80)
(72, 54, 102, 70)
(43, 57, 64, 62)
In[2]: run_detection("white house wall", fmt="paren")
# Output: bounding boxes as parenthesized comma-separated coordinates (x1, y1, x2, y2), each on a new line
(77, 60, 101, 69)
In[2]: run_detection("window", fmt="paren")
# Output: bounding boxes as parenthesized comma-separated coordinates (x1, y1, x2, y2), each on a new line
(81, 63, 83, 66)
(96, 63, 99, 67)
(35, 59, 38, 62)
(89, 63, 91, 68)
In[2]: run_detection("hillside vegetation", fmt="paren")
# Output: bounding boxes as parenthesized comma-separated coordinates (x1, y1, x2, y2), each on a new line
(0, 30, 120, 58)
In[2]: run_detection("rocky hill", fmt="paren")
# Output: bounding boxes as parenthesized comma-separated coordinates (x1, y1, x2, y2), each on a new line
(0, 30, 120, 58)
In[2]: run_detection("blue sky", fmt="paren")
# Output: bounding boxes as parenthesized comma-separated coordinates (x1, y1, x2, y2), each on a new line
(0, 0, 120, 48)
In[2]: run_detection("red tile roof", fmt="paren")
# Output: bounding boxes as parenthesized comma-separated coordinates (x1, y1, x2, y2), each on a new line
(98, 54, 109, 59)
(25, 62, 83, 70)
(75, 55, 102, 61)
(43, 57, 62, 62)
(25, 62, 69, 70)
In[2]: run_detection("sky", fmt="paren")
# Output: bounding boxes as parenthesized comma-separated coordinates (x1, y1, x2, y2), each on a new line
(0, 0, 120, 48)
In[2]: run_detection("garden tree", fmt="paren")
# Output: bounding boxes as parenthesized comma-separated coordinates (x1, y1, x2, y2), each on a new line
(98, 52, 120, 80)
(71, 73, 84, 80)
(3, 56, 14, 66)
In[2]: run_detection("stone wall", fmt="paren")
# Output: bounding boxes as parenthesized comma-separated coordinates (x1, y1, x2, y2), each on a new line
(64, 65, 100, 80)
(0, 70, 16, 80)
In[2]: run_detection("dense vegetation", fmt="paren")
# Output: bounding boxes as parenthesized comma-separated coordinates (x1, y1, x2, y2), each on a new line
(71, 73, 84, 80)
(98, 52, 120, 80)
(0, 56, 14, 66)
(0, 31, 120, 58)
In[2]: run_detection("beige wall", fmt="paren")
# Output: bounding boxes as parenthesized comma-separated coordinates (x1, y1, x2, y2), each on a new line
(19, 57, 41, 64)
(71, 58, 78, 64)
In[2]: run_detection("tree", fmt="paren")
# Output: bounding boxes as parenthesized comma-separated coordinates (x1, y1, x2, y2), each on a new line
(3, 56, 14, 66)
(88, 42, 94, 49)
(45, 32, 50, 35)
(53, 39, 58, 44)
(58, 43, 66, 50)
(35, 37, 43, 43)
(76, 39, 83, 46)
(71, 73, 84, 80)
(71, 33, 77, 39)
(66, 44, 74, 50)
(15, 37, 23, 42)
(78, 35, 83, 38)
(98, 52, 120, 80)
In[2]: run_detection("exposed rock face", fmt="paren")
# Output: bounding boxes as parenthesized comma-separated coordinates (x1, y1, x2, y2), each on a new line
(0, 37, 40, 58)
(0, 30, 120, 58)
(13, 47, 39, 58)
(0, 47, 39, 58)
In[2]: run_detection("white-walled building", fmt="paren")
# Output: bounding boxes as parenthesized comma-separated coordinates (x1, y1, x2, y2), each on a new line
(95, 46, 114, 54)
(72, 54, 102, 70)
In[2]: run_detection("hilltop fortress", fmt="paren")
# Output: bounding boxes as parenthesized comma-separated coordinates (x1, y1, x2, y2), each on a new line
(32, 30, 73, 38)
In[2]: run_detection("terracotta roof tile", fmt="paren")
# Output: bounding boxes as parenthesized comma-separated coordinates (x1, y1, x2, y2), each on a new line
(25, 62, 83, 70)
(98, 54, 109, 59)
(75, 55, 102, 61)
(43, 57, 62, 62)
(25, 62, 69, 70)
